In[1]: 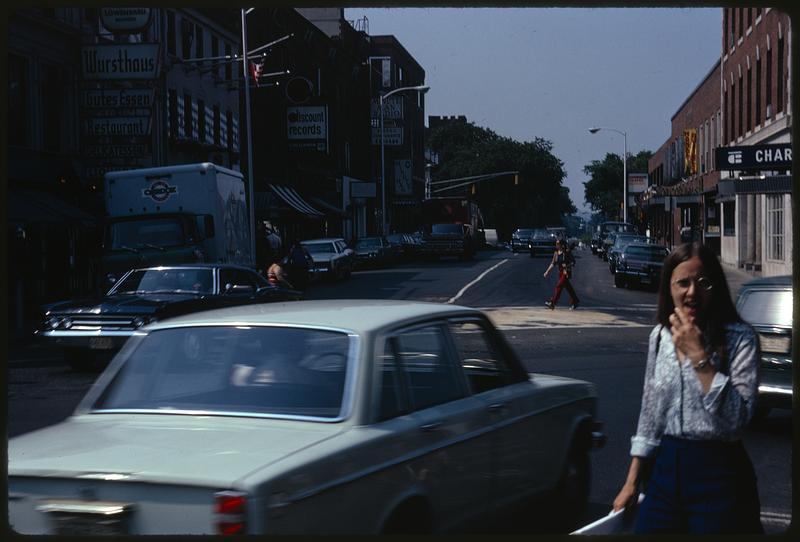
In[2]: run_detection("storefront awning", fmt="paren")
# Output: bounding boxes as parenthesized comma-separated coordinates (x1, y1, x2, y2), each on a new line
(268, 184, 324, 218)
(310, 197, 346, 218)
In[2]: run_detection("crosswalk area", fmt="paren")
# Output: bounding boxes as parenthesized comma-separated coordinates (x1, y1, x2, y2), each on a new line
(483, 305, 657, 330)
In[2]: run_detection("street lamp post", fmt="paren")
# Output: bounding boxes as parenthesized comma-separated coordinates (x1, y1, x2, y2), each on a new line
(241, 8, 256, 262)
(380, 85, 429, 235)
(589, 126, 628, 223)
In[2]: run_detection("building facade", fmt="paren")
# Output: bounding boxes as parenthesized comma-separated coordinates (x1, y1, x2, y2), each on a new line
(638, 7, 791, 278)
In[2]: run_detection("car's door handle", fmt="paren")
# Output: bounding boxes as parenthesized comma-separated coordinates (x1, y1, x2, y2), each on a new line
(419, 421, 442, 432)
(488, 402, 507, 412)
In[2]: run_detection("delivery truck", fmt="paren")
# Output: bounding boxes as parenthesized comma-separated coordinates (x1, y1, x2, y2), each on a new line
(100, 163, 252, 287)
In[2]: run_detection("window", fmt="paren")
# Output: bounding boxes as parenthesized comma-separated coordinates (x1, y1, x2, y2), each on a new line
(213, 104, 220, 146)
(723, 201, 735, 236)
(746, 65, 752, 132)
(747, 8, 752, 28)
(226, 110, 233, 149)
(777, 36, 784, 113)
(41, 64, 63, 152)
(195, 25, 204, 58)
(166, 10, 176, 55)
(766, 45, 772, 118)
(184, 93, 193, 139)
(395, 325, 464, 410)
(198, 99, 205, 143)
(168, 89, 178, 138)
(728, 9, 735, 49)
(449, 321, 510, 394)
(738, 7, 743, 38)
(181, 18, 193, 59)
(767, 195, 784, 261)
(211, 35, 219, 78)
(225, 42, 232, 81)
(377, 341, 407, 421)
(737, 72, 743, 137)
(8, 54, 29, 146)
(723, 88, 728, 143)
(756, 55, 762, 126)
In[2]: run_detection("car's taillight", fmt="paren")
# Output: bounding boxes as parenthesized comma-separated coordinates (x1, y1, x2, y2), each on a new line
(214, 491, 247, 535)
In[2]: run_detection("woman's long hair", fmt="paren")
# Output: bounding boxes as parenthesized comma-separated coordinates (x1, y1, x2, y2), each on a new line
(656, 242, 741, 351)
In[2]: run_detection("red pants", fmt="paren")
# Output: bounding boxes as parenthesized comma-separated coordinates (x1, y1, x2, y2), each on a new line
(550, 269, 579, 305)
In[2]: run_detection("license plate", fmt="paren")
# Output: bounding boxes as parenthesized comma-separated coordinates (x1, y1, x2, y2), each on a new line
(759, 334, 791, 354)
(89, 337, 115, 350)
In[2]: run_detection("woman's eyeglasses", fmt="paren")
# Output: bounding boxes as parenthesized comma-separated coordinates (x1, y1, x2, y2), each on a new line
(671, 276, 713, 291)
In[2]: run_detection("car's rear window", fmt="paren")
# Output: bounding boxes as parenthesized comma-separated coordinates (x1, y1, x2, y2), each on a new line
(738, 289, 793, 327)
(93, 326, 352, 420)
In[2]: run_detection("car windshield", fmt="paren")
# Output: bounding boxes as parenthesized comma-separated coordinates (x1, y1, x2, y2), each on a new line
(356, 237, 382, 248)
(514, 229, 535, 237)
(92, 326, 352, 419)
(431, 224, 462, 234)
(532, 229, 552, 239)
(614, 235, 645, 248)
(304, 242, 336, 254)
(738, 289, 793, 327)
(602, 223, 636, 235)
(624, 245, 668, 259)
(113, 268, 214, 294)
(108, 217, 188, 249)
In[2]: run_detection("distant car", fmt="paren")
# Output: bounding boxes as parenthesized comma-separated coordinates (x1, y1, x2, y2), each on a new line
(597, 222, 636, 259)
(511, 228, 536, 252)
(613, 242, 669, 289)
(607, 234, 650, 273)
(385, 233, 418, 261)
(9, 300, 605, 534)
(36, 264, 302, 370)
(301, 238, 354, 282)
(352, 236, 394, 268)
(736, 276, 793, 420)
(528, 228, 557, 257)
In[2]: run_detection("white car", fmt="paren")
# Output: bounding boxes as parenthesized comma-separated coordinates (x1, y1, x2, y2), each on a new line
(9, 300, 605, 535)
(301, 238, 353, 281)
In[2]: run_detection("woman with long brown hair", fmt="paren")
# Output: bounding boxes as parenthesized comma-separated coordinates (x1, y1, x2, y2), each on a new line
(612, 242, 762, 534)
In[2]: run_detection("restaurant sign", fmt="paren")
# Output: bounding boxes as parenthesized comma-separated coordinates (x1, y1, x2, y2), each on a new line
(81, 44, 159, 80)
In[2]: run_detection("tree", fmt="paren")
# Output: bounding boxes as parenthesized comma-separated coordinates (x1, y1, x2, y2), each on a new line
(582, 150, 652, 219)
(428, 119, 574, 241)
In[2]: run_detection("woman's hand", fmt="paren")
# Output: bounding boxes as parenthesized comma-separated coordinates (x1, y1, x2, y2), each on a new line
(669, 306, 706, 363)
(612, 481, 639, 512)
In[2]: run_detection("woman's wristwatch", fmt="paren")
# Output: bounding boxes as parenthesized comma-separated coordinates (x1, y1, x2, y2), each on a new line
(693, 357, 711, 371)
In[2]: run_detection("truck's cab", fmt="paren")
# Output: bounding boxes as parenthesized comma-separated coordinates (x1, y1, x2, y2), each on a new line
(100, 163, 251, 288)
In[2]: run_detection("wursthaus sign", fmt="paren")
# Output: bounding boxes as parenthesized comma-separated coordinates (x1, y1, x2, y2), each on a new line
(715, 143, 792, 170)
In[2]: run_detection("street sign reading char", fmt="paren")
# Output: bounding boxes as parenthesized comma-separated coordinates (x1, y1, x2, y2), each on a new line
(715, 143, 792, 170)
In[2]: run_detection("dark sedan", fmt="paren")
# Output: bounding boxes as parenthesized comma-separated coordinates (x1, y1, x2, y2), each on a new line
(607, 234, 650, 273)
(736, 275, 793, 420)
(37, 264, 303, 370)
(352, 236, 394, 269)
(528, 228, 557, 257)
(386, 233, 418, 261)
(613, 242, 669, 289)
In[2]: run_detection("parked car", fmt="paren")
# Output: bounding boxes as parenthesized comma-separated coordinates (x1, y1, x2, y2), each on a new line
(352, 236, 394, 269)
(613, 242, 669, 289)
(511, 228, 536, 253)
(528, 228, 558, 257)
(597, 222, 636, 259)
(607, 234, 650, 273)
(386, 233, 418, 261)
(301, 238, 354, 282)
(36, 264, 302, 370)
(9, 300, 605, 535)
(735, 276, 793, 420)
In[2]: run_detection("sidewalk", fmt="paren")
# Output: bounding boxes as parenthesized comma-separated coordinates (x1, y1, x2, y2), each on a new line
(721, 262, 760, 299)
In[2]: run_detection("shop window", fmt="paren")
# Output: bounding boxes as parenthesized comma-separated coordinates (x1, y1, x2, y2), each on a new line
(8, 54, 29, 147)
(767, 195, 784, 261)
(723, 201, 736, 236)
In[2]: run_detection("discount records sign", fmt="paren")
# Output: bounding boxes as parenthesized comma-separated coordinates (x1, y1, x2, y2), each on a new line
(286, 106, 327, 152)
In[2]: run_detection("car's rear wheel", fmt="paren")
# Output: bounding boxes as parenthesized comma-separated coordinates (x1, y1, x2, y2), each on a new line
(550, 438, 591, 530)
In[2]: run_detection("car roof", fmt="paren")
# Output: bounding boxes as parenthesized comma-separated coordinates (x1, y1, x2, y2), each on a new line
(146, 299, 480, 334)
(130, 264, 256, 272)
(302, 238, 344, 243)
(740, 275, 793, 289)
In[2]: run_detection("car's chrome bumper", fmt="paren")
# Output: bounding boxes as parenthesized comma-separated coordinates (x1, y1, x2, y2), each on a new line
(35, 329, 136, 350)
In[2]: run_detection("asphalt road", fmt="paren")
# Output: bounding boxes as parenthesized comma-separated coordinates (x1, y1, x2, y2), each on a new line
(7, 246, 793, 533)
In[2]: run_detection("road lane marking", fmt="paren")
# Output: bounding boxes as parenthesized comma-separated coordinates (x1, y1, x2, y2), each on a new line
(447, 259, 509, 304)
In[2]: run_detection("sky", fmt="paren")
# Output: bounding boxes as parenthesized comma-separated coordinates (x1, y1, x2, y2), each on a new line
(343, 7, 722, 214)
